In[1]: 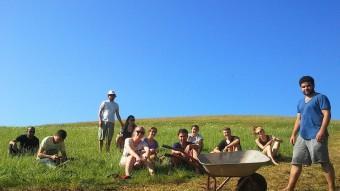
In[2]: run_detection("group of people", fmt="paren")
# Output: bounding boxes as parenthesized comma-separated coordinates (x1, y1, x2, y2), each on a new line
(8, 75, 336, 190)
(8, 127, 68, 168)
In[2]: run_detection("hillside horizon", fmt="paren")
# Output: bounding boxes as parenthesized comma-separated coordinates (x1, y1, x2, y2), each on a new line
(2, 114, 340, 128)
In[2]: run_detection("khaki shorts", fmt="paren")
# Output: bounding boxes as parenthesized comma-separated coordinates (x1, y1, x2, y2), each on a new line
(98, 121, 114, 141)
(291, 135, 330, 165)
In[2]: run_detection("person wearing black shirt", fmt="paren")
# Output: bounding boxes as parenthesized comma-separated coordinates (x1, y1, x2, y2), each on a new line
(8, 126, 39, 156)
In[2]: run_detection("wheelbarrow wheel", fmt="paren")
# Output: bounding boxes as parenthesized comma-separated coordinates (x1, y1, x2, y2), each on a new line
(236, 173, 267, 191)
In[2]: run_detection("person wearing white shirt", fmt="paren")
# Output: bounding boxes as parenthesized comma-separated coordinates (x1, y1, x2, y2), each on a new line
(98, 90, 124, 152)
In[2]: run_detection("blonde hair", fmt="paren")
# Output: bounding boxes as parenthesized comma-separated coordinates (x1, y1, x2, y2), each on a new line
(253, 126, 264, 136)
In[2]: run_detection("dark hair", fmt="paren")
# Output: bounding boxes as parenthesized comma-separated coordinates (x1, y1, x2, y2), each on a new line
(27, 126, 35, 132)
(191, 124, 199, 131)
(177, 128, 188, 135)
(299, 76, 314, 86)
(55, 129, 67, 140)
(149, 127, 157, 133)
(123, 115, 136, 130)
(223, 127, 231, 131)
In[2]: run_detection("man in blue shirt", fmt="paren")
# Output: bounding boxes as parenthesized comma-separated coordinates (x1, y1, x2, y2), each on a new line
(282, 76, 335, 191)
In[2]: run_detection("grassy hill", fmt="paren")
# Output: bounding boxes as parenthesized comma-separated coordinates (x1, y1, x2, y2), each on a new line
(1, 115, 339, 191)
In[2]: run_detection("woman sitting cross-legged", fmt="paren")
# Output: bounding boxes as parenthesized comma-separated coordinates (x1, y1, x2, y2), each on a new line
(253, 126, 281, 165)
(119, 126, 155, 179)
(211, 127, 241, 153)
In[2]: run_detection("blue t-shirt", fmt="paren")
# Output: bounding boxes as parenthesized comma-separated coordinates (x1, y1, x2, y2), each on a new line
(297, 93, 331, 139)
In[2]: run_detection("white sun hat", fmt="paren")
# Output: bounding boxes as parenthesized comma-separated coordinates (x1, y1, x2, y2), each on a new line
(107, 90, 116, 95)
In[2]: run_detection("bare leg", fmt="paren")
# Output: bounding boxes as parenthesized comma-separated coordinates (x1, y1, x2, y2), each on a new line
(99, 140, 103, 152)
(125, 156, 136, 176)
(272, 141, 280, 157)
(106, 139, 112, 152)
(321, 162, 336, 191)
(282, 164, 302, 191)
(265, 146, 278, 165)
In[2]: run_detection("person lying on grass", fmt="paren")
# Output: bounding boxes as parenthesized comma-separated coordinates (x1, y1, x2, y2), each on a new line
(253, 126, 281, 165)
(119, 126, 155, 179)
(8, 126, 39, 156)
(187, 125, 204, 154)
(36, 129, 68, 168)
(169, 128, 202, 173)
(211, 127, 241, 153)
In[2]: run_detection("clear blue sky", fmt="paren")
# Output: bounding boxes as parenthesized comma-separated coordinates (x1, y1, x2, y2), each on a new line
(1, 0, 339, 126)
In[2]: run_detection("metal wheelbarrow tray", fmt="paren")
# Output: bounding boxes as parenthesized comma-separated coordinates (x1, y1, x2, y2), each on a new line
(198, 150, 270, 191)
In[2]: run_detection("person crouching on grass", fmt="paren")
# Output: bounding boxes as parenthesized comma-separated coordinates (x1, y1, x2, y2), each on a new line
(211, 127, 241, 153)
(253, 126, 281, 165)
(119, 126, 155, 179)
(36, 129, 67, 168)
(170, 128, 201, 173)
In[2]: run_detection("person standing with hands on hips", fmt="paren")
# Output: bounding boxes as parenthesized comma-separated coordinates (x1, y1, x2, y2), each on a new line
(282, 76, 336, 191)
(98, 90, 124, 152)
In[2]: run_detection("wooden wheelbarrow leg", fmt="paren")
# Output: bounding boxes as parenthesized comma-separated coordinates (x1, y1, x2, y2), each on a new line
(216, 177, 231, 191)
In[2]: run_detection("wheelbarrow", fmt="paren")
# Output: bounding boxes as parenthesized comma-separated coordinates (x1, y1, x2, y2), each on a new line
(197, 150, 270, 191)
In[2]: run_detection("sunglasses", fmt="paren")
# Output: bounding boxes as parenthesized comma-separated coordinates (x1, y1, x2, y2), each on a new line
(136, 130, 145, 135)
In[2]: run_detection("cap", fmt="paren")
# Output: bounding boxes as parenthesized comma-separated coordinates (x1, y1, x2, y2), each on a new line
(107, 90, 116, 95)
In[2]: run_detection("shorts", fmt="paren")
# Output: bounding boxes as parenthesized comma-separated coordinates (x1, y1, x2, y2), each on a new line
(291, 135, 330, 165)
(98, 121, 114, 141)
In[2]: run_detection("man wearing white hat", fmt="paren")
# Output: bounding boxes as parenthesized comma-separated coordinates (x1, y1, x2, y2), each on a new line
(98, 90, 124, 152)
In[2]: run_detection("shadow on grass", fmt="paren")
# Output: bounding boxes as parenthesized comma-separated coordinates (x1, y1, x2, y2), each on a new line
(277, 154, 292, 163)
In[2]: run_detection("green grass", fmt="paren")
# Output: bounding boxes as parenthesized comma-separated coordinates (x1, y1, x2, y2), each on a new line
(1, 115, 339, 190)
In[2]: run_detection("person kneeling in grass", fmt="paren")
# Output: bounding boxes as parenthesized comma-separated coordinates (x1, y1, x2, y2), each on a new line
(119, 126, 154, 179)
(254, 126, 281, 165)
(170, 128, 202, 173)
(36, 129, 68, 168)
(211, 127, 241, 153)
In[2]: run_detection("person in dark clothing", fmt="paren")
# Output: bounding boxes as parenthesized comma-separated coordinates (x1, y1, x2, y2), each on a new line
(211, 127, 241, 153)
(8, 126, 39, 156)
(116, 115, 137, 150)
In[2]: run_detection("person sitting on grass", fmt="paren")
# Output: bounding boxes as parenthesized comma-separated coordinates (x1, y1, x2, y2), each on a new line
(119, 126, 154, 179)
(169, 128, 202, 173)
(187, 125, 204, 154)
(211, 127, 241, 153)
(36, 129, 68, 168)
(254, 126, 281, 166)
(8, 126, 39, 156)
(145, 127, 159, 164)
(116, 115, 137, 150)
